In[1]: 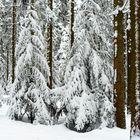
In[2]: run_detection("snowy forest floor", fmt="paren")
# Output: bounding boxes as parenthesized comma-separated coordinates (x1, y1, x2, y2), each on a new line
(0, 103, 130, 140)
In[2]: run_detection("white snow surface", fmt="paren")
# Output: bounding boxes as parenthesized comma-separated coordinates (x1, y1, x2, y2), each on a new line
(0, 104, 130, 140)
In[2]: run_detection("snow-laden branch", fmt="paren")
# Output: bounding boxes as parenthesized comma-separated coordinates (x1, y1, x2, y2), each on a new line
(0, 0, 4, 8)
(92, 1, 101, 11)
(113, 0, 129, 16)
(119, 0, 129, 11)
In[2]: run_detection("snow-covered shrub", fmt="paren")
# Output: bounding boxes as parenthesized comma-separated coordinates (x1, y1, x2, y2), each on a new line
(63, 47, 114, 132)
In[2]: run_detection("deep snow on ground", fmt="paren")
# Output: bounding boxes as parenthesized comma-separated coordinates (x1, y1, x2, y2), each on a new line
(0, 103, 130, 140)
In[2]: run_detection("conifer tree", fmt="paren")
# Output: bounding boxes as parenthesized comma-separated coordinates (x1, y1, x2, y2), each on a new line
(62, 0, 115, 132)
(9, 0, 51, 124)
(52, 0, 70, 87)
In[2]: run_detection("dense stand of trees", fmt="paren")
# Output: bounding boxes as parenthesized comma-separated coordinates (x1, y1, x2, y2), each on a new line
(0, 0, 140, 138)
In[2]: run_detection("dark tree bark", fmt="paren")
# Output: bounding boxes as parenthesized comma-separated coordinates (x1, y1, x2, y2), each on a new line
(137, 0, 140, 100)
(47, 0, 53, 89)
(128, 0, 137, 137)
(6, 46, 9, 81)
(11, 0, 17, 83)
(136, 0, 140, 133)
(70, 0, 74, 48)
(114, 0, 126, 129)
(126, 11, 131, 112)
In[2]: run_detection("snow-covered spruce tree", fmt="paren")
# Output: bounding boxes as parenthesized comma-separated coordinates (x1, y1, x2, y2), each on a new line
(34, 0, 55, 33)
(53, 26, 70, 87)
(64, 44, 114, 132)
(52, 0, 70, 87)
(9, 1, 51, 124)
(62, 0, 114, 132)
(74, 0, 114, 88)
(20, 0, 29, 16)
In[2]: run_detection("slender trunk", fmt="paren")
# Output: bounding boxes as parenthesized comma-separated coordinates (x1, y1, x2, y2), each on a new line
(6, 46, 9, 81)
(126, 10, 131, 112)
(47, 0, 53, 89)
(137, 0, 140, 99)
(70, 0, 74, 48)
(30, 0, 35, 124)
(114, 0, 126, 129)
(30, 110, 33, 124)
(11, 0, 17, 83)
(137, 0, 140, 132)
(128, 0, 137, 137)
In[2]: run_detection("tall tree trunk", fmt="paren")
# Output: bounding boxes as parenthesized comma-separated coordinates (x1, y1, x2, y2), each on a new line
(30, 0, 35, 124)
(128, 0, 137, 138)
(6, 46, 9, 81)
(11, 0, 17, 83)
(47, 0, 53, 89)
(136, 0, 140, 133)
(126, 9, 131, 112)
(70, 0, 74, 48)
(114, 0, 126, 129)
(137, 0, 140, 99)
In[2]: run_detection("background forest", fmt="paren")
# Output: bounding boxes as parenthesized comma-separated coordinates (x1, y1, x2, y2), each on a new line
(0, 0, 140, 140)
